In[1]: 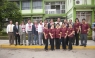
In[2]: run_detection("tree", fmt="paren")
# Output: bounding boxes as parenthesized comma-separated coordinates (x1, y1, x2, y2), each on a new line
(0, 0, 22, 31)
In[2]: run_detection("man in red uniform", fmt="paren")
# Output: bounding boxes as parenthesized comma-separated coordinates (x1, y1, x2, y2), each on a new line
(80, 19, 90, 47)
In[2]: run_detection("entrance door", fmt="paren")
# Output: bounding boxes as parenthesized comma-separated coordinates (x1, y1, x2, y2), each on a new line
(76, 11, 91, 23)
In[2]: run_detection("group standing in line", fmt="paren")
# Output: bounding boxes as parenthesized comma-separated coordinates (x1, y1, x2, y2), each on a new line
(7, 18, 90, 51)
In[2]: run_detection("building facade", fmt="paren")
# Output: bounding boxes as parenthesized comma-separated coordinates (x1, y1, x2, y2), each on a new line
(8, 0, 95, 24)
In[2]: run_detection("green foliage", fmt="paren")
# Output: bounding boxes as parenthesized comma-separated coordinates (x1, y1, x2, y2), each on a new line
(88, 24, 92, 36)
(0, 32, 7, 36)
(0, 0, 22, 31)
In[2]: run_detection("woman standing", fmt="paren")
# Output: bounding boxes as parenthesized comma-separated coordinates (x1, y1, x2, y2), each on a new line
(55, 23, 61, 49)
(19, 21, 26, 45)
(49, 24, 55, 50)
(74, 18, 81, 46)
(67, 24, 75, 50)
(61, 23, 68, 50)
(43, 24, 49, 50)
(38, 20, 43, 45)
(48, 19, 55, 45)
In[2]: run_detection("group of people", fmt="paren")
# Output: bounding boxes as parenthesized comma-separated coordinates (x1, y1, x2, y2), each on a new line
(7, 18, 91, 51)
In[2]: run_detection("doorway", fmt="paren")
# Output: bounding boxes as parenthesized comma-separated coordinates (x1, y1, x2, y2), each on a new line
(76, 11, 91, 23)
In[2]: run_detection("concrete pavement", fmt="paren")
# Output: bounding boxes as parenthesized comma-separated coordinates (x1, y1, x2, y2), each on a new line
(0, 40, 95, 49)
(0, 49, 95, 58)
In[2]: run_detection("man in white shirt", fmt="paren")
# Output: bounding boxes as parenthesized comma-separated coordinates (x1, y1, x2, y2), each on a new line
(55, 18, 62, 27)
(38, 20, 43, 45)
(7, 20, 14, 45)
(26, 19, 33, 45)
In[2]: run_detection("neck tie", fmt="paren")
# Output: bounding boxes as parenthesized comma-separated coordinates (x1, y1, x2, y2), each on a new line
(10, 25, 12, 32)
(16, 25, 18, 29)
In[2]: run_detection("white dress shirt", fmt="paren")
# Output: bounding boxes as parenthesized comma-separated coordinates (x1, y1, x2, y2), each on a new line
(55, 22, 62, 26)
(26, 23, 33, 33)
(38, 24, 43, 33)
(20, 25, 26, 32)
(42, 23, 48, 27)
(6, 24, 14, 33)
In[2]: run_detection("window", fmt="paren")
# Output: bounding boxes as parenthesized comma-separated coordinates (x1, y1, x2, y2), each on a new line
(32, 0, 42, 9)
(23, 17, 31, 23)
(76, 11, 91, 23)
(45, 1, 65, 14)
(22, 1, 31, 10)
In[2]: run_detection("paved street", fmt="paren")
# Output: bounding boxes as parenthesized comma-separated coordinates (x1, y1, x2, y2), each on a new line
(0, 48, 95, 58)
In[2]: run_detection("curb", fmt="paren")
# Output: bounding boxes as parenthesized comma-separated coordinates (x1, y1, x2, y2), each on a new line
(0, 45, 95, 49)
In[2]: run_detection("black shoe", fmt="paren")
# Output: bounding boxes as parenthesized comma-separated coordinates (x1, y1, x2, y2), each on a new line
(51, 49, 54, 51)
(32, 44, 34, 45)
(15, 44, 17, 46)
(80, 45, 83, 46)
(21, 44, 23, 45)
(68, 49, 72, 51)
(45, 49, 48, 51)
(76, 45, 79, 46)
(84, 45, 86, 47)
(28, 44, 30, 46)
(63, 49, 66, 50)
(25, 44, 26, 46)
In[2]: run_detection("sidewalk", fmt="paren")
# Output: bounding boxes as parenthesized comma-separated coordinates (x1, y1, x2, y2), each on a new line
(0, 40, 95, 49)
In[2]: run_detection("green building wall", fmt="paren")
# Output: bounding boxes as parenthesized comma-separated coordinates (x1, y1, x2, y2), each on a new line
(8, 0, 95, 23)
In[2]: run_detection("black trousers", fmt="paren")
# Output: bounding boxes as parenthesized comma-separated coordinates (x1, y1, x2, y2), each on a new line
(43, 34, 45, 44)
(44, 39, 48, 50)
(55, 38, 60, 49)
(62, 37, 66, 49)
(15, 34, 20, 45)
(72, 36, 75, 45)
(75, 32, 79, 45)
(66, 37, 69, 45)
(68, 37, 73, 50)
(50, 39, 54, 50)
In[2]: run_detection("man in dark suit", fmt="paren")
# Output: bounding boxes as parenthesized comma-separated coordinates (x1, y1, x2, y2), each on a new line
(13, 22, 20, 45)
